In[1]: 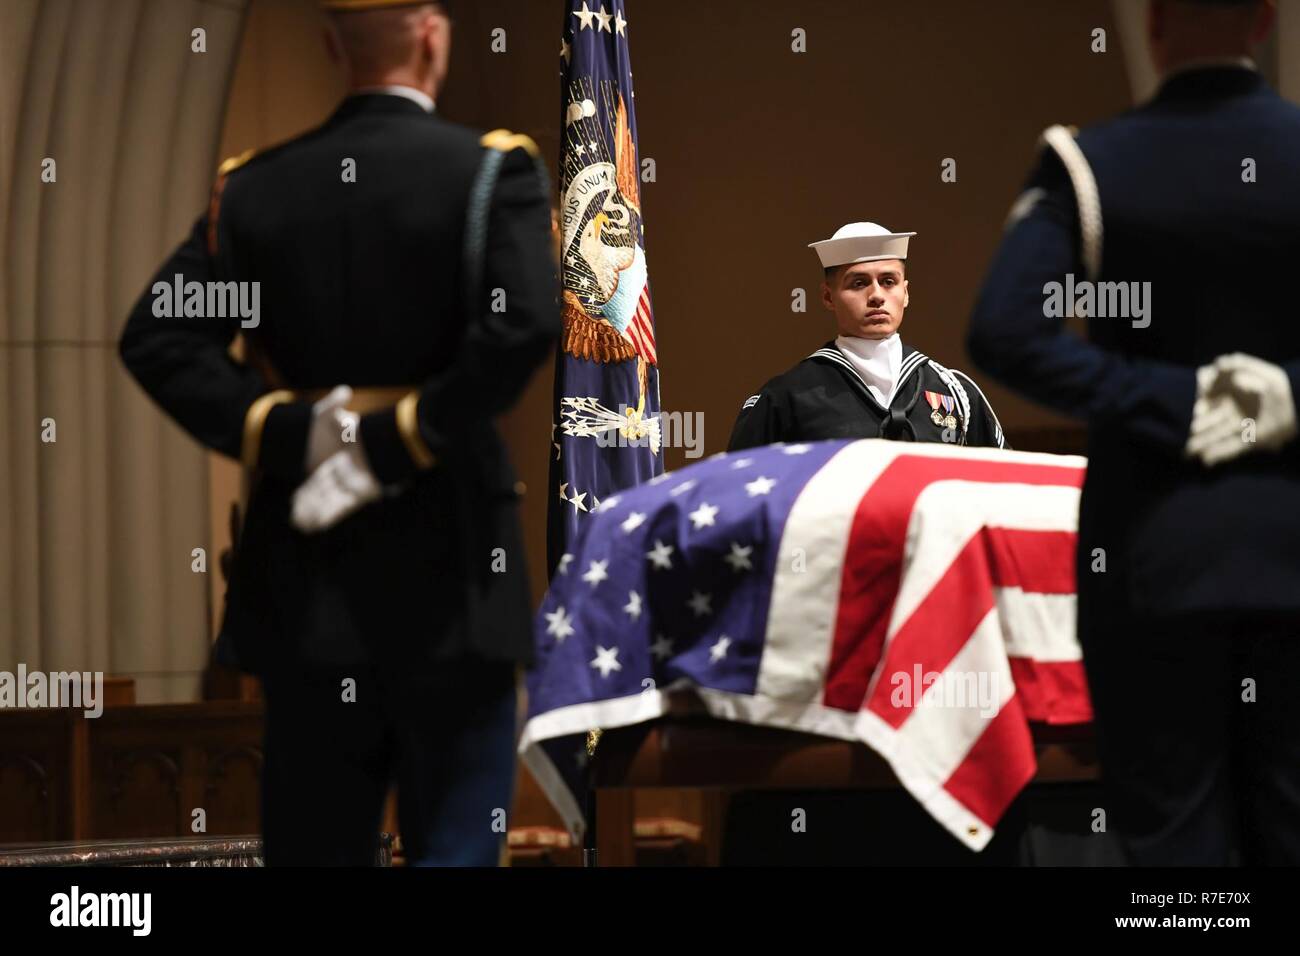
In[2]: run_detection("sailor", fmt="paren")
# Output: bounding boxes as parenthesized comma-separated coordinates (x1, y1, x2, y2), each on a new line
(728, 222, 1006, 451)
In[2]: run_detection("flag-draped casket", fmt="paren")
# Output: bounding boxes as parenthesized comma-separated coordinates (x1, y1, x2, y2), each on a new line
(522, 439, 1091, 850)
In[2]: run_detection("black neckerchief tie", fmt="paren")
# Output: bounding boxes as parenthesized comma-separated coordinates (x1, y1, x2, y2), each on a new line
(879, 372, 924, 441)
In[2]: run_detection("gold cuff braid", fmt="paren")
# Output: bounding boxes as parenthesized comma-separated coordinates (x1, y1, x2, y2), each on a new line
(241, 390, 295, 470)
(396, 390, 438, 470)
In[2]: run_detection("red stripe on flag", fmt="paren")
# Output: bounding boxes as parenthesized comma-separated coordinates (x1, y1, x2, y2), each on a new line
(986, 528, 1076, 593)
(1009, 658, 1092, 724)
(866, 532, 997, 728)
(825, 456, 1084, 712)
(941, 693, 1037, 827)
(864, 527, 1080, 727)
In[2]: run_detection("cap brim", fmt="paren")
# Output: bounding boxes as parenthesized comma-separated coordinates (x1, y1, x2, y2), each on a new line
(809, 232, 916, 269)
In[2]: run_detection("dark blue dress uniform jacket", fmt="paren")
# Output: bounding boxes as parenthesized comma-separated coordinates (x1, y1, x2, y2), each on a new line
(119, 94, 560, 674)
(969, 65, 1300, 618)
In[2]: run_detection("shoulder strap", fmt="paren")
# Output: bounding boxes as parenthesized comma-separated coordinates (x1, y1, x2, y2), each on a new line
(465, 129, 551, 315)
(1039, 124, 1103, 281)
(206, 148, 258, 257)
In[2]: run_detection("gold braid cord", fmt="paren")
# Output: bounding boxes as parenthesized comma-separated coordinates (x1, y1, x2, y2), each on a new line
(562, 290, 636, 363)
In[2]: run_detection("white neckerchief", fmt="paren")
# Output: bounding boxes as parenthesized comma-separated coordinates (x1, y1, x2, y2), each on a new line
(836, 333, 902, 407)
(352, 84, 436, 114)
(1160, 56, 1257, 85)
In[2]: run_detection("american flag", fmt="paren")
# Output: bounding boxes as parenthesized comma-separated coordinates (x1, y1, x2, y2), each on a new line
(521, 439, 1092, 850)
(549, 0, 662, 574)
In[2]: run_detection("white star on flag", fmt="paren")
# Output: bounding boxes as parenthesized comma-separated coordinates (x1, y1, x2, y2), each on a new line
(557, 553, 574, 575)
(615, 10, 628, 35)
(724, 542, 754, 572)
(623, 591, 643, 620)
(597, 496, 621, 513)
(596, 4, 613, 32)
(731, 458, 754, 469)
(558, 481, 569, 501)
(582, 559, 609, 587)
(568, 491, 589, 514)
(745, 476, 776, 497)
(669, 479, 697, 497)
(591, 645, 622, 677)
(545, 606, 575, 641)
(783, 444, 812, 455)
(709, 635, 732, 663)
(573, 1, 596, 30)
(650, 634, 674, 661)
(689, 502, 719, 530)
(560, 37, 571, 62)
(646, 540, 675, 570)
(688, 590, 713, 617)
(621, 512, 647, 533)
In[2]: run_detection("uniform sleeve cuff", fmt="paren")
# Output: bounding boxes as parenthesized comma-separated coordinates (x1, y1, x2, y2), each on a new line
(360, 393, 438, 486)
(244, 396, 312, 482)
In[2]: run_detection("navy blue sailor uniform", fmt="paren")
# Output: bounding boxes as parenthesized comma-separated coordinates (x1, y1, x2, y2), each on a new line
(968, 62, 1300, 865)
(727, 340, 1007, 451)
(119, 91, 560, 865)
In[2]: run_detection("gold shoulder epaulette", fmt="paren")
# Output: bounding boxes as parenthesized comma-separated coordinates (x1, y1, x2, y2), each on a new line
(208, 149, 257, 257)
(218, 148, 257, 177)
(480, 129, 540, 158)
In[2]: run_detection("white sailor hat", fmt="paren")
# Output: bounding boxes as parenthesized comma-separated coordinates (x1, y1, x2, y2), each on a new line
(809, 222, 916, 269)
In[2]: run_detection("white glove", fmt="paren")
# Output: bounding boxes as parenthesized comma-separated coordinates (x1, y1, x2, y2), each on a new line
(1186, 353, 1298, 467)
(291, 444, 382, 533)
(305, 385, 361, 473)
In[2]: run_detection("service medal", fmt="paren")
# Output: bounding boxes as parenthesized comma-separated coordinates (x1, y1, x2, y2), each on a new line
(923, 391, 946, 427)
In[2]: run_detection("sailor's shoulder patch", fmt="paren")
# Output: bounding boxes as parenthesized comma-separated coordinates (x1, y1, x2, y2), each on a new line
(742, 394, 761, 411)
(480, 128, 541, 158)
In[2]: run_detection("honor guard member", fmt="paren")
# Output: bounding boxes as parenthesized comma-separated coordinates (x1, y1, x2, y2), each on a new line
(969, 0, 1299, 864)
(119, 0, 560, 866)
(728, 222, 1006, 451)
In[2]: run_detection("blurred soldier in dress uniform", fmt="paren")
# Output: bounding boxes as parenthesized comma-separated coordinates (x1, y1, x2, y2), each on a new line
(729, 222, 1007, 451)
(969, 0, 1299, 864)
(119, 0, 559, 865)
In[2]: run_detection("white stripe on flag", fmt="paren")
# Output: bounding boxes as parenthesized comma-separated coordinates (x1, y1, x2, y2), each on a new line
(886, 606, 1016, 778)
(997, 589, 1080, 662)
(855, 607, 1014, 850)
(884, 480, 1081, 650)
(757, 441, 905, 703)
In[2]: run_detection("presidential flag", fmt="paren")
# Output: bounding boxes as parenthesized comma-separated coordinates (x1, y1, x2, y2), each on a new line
(521, 439, 1092, 850)
(549, 0, 662, 575)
